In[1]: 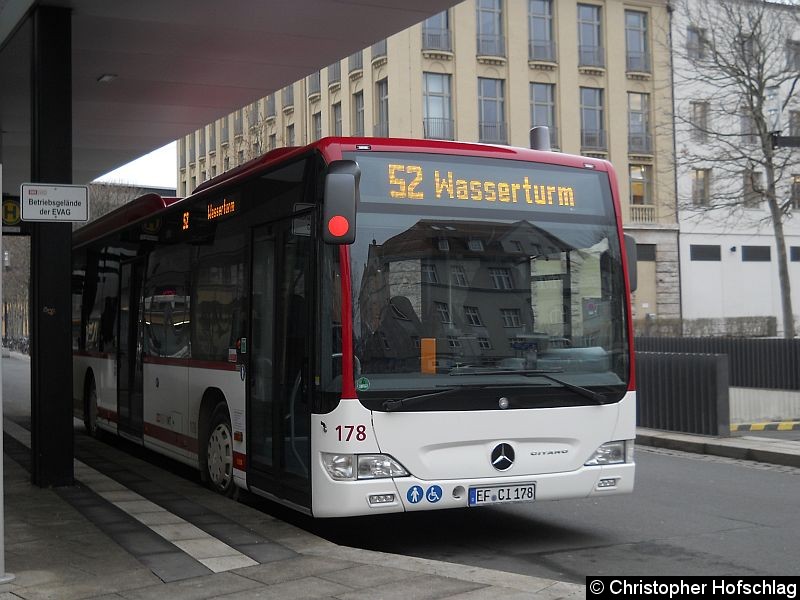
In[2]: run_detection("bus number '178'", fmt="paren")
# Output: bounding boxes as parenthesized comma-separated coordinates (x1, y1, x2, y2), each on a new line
(336, 425, 367, 442)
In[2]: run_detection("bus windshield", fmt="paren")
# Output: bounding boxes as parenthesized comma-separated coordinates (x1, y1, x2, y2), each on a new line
(345, 151, 629, 411)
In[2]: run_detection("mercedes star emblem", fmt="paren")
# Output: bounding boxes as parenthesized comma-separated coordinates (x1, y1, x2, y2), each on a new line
(491, 443, 515, 471)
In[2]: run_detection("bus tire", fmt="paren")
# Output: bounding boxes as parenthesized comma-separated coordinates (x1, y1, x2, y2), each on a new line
(202, 403, 238, 498)
(84, 375, 98, 437)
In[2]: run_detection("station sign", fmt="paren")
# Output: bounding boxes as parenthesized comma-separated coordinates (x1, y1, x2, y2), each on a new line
(20, 183, 89, 222)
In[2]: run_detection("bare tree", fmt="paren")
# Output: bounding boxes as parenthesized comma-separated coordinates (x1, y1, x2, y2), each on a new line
(673, 0, 800, 337)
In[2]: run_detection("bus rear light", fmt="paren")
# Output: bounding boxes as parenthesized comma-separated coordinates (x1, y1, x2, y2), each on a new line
(321, 453, 409, 481)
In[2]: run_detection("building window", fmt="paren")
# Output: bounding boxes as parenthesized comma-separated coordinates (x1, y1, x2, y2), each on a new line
(629, 165, 652, 205)
(209, 123, 216, 150)
(741, 112, 757, 145)
(692, 168, 711, 206)
(637, 244, 656, 262)
(421, 263, 439, 283)
(577, 4, 603, 67)
(220, 116, 229, 144)
(423, 73, 453, 140)
(311, 112, 322, 142)
(328, 62, 341, 86)
(234, 109, 243, 136)
(530, 82, 557, 148)
(743, 169, 761, 207)
(489, 267, 513, 289)
(477, 0, 505, 57)
(447, 336, 462, 349)
(248, 102, 259, 129)
(742, 246, 771, 262)
(435, 302, 452, 323)
(791, 247, 800, 262)
(268, 134, 276, 151)
(580, 87, 605, 150)
(330, 103, 342, 136)
(308, 71, 321, 97)
(464, 306, 483, 326)
(179, 138, 186, 169)
(792, 175, 800, 210)
(687, 26, 707, 60)
(691, 101, 709, 142)
(478, 78, 506, 144)
(628, 92, 651, 153)
(451, 265, 468, 287)
(468, 238, 485, 252)
(529, 0, 555, 61)
(690, 245, 721, 261)
(787, 40, 800, 70)
(353, 91, 364, 136)
(266, 94, 276, 118)
(422, 11, 451, 51)
(501, 308, 522, 328)
(625, 10, 649, 72)
(789, 111, 800, 136)
(282, 85, 294, 109)
(374, 79, 389, 137)
(286, 124, 295, 147)
(348, 51, 363, 73)
(438, 239, 450, 252)
(478, 337, 492, 350)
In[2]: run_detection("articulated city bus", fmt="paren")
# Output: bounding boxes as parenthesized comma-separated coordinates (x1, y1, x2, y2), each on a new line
(72, 136, 636, 517)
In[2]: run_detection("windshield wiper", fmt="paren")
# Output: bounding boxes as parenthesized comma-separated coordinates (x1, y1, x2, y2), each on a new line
(448, 368, 605, 404)
(381, 385, 488, 412)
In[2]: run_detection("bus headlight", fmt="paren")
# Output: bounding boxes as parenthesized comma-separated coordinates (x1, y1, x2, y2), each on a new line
(357, 454, 408, 479)
(584, 440, 633, 466)
(322, 453, 409, 481)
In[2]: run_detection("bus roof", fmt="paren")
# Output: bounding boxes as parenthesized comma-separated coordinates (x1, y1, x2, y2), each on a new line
(73, 137, 614, 249)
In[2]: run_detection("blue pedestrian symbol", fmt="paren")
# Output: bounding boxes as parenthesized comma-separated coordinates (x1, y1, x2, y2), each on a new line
(407, 485, 424, 504)
(426, 485, 442, 503)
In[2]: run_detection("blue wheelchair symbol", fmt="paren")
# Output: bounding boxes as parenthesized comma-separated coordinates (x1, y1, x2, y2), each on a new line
(407, 485, 424, 504)
(426, 485, 443, 503)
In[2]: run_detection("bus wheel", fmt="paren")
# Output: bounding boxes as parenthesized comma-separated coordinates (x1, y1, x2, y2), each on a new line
(84, 377, 98, 437)
(203, 404, 237, 498)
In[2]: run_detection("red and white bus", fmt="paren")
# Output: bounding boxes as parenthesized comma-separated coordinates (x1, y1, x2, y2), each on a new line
(72, 136, 637, 517)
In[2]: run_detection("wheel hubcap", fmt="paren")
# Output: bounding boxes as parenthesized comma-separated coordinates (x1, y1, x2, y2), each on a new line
(207, 423, 233, 490)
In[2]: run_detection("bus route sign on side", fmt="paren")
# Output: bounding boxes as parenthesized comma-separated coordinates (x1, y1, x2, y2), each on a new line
(20, 183, 89, 222)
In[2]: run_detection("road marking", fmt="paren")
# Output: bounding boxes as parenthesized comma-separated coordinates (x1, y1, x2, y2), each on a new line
(3, 418, 257, 573)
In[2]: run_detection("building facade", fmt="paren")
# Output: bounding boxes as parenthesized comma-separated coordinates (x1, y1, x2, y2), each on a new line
(672, 0, 800, 336)
(178, 0, 678, 328)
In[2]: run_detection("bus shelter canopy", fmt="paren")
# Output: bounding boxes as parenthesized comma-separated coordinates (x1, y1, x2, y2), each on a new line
(0, 0, 456, 192)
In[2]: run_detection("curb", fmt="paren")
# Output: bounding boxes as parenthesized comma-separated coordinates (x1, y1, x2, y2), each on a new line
(730, 421, 800, 432)
(636, 429, 800, 469)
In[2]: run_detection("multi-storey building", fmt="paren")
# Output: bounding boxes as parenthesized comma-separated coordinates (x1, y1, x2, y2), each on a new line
(672, 0, 800, 336)
(178, 0, 678, 327)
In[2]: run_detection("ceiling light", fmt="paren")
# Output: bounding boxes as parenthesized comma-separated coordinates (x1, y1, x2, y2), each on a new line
(96, 74, 117, 83)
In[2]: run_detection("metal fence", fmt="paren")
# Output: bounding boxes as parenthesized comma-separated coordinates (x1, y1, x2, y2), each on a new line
(636, 352, 730, 436)
(636, 337, 800, 390)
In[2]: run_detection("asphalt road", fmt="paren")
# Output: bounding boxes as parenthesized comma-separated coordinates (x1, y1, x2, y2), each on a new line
(4, 353, 799, 584)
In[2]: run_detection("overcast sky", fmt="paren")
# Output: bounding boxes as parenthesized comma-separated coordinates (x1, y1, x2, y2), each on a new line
(94, 142, 177, 190)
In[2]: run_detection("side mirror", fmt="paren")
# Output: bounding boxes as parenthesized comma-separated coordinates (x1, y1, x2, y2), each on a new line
(624, 234, 638, 293)
(322, 160, 361, 244)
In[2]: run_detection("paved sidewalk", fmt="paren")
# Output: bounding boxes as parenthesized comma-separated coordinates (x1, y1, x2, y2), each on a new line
(636, 427, 800, 469)
(0, 419, 585, 600)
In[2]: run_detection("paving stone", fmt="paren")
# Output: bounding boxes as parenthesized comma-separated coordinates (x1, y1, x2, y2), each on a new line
(237, 556, 360, 586)
(333, 574, 484, 600)
(120, 572, 261, 600)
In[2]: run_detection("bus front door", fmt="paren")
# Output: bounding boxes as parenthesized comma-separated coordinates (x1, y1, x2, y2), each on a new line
(117, 259, 145, 439)
(248, 218, 312, 507)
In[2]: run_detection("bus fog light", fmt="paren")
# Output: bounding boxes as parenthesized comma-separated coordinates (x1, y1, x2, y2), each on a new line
(585, 441, 628, 466)
(597, 478, 618, 488)
(368, 493, 396, 505)
(322, 453, 355, 480)
(357, 454, 409, 479)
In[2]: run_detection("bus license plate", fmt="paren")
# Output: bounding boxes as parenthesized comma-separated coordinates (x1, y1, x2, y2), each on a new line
(469, 483, 536, 507)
